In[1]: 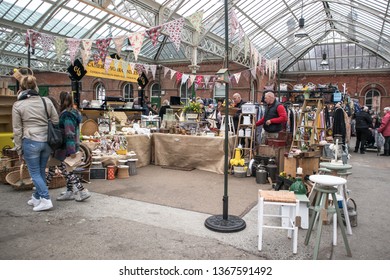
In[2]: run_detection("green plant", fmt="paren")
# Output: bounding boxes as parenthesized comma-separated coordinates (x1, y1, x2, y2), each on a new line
(183, 101, 203, 113)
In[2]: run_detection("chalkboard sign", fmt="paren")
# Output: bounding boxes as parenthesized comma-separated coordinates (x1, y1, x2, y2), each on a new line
(90, 168, 106, 179)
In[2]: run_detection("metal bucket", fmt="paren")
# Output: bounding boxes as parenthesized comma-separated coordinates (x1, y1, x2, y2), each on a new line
(256, 168, 268, 184)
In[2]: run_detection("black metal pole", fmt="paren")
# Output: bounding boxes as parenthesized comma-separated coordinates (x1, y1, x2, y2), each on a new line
(204, 0, 246, 233)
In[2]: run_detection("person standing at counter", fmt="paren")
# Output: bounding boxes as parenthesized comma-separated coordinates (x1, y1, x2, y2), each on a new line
(159, 99, 171, 119)
(378, 107, 390, 156)
(255, 91, 287, 143)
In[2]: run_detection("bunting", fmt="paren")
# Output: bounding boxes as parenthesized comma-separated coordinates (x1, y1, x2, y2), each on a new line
(54, 37, 66, 62)
(176, 72, 183, 83)
(96, 38, 111, 64)
(40, 33, 54, 55)
(121, 60, 129, 78)
(113, 35, 126, 56)
(146, 26, 162, 46)
(164, 18, 185, 51)
(104, 56, 112, 73)
(187, 10, 204, 32)
(113, 58, 120, 70)
(229, 10, 239, 38)
(234, 73, 241, 84)
(66, 38, 81, 65)
(170, 69, 177, 79)
(149, 64, 157, 80)
(163, 66, 170, 77)
(128, 32, 145, 61)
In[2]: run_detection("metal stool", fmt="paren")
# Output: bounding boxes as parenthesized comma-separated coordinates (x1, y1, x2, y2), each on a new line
(305, 175, 352, 259)
(258, 190, 299, 254)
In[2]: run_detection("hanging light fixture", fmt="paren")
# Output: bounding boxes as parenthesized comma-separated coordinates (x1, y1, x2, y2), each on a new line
(295, 0, 308, 38)
(320, 53, 329, 66)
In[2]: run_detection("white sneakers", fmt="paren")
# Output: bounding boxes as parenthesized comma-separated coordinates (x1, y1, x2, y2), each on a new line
(27, 195, 40, 207)
(33, 198, 53, 211)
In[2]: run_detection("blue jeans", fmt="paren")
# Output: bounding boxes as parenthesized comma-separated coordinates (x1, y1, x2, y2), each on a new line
(22, 138, 52, 200)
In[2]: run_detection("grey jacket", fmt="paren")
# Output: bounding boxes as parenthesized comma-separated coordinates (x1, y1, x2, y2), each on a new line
(12, 95, 59, 155)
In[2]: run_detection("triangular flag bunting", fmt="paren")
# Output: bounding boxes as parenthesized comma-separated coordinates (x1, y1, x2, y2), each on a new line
(250, 67, 257, 79)
(40, 33, 54, 55)
(113, 59, 120, 70)
(149, 65, 157, 80)
(146, 26, 162, 46)
(187, 10, 204, 32)
(164, 18, 185, 51)
(121, 60, 129, 78)
(54, 37, 66, 62)
(113, 35, 126, 56)
(129, 62, 136, 74)
(96, 38, 111, 64)
(66, 38, 81, 65)
(170, 69, 177, 79)
(163, 66, 170, 77)
(104, 56, 112, 73)
(128, 32, 145, 61)
(234, 73, 241, 84)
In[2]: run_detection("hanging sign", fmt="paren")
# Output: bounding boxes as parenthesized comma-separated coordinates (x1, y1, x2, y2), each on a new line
(85, 59, 138, 82)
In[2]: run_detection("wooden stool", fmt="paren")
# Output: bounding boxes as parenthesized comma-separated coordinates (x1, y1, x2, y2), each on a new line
(220, 115, 235, 134)
(117, 165, 129, 179)
(305, 175, 352, 259)
(258, 190, 299, 254)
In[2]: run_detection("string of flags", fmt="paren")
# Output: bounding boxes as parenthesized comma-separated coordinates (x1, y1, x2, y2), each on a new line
(24, 9, 278, 85)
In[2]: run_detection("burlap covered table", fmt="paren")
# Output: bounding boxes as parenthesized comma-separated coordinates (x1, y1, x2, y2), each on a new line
(153, 134, 235, 174)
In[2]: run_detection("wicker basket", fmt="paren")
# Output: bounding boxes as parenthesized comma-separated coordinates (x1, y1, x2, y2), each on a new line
(0, 157, 21, 184)
(13, 67, 34, 82)
(2, 145, 18, 159)
(48, 175, 66, 189)
(81, 119, 99, 136)
(6, 164, 34, 191)
(220, 106, 239, 116)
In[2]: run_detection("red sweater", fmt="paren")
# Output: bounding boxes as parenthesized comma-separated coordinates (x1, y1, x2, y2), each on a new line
(256, 104, 288, 126)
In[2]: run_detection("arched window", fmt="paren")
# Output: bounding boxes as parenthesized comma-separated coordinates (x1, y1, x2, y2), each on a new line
(151, 82, 161, 107)
(95, 82, 106, 101)
(123, 83, 134, 102)
(180, 82, 190, 103)
(365, 89, 381, 113)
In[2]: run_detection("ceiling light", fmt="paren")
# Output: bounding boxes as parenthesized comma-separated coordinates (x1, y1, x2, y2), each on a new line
(295, 0, 308, 38)
(320, 53, 329, 66)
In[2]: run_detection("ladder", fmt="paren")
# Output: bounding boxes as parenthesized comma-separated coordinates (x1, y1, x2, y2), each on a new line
(230, 113, 257, 172)
(291, 98, 325, 150)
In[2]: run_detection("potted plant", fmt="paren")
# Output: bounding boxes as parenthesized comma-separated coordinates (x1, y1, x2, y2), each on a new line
(183, 101, 203, 120)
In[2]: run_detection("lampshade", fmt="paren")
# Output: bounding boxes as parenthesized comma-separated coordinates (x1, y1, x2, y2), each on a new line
(295, 17, 308, 38)
(320, 53, 329, 66)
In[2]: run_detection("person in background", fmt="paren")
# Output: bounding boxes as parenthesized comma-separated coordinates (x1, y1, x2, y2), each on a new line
(232, 92, 246, 131)
(255, 91, 287, 143)
(48, 91, 91, 201)
(354, 106, 372, 154)
(159, 99, 171, 119)
(378, 107, 390, 156)
(12, 75, 59, 211)
(151, 103, 159, 115)
(367, 114, 381, 148)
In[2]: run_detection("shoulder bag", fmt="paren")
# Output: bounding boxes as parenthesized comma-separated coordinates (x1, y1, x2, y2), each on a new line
(41, 97, 63, 150)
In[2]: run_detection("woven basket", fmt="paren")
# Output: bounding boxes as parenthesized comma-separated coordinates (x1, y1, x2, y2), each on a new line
(81, 119, 99, 136)
(13, 67, 34, 82)
(6, 164, 34, 191)
(0, 157, 21, 184)
(220, 107, 239, 116)
(2, 145, 18, 159)
(48, 175, 66, 189)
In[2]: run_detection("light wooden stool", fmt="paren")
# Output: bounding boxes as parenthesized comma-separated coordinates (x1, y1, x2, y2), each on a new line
(117, 165, 129, 179)
(220, 115, 235, 134)
(258, 190, 299, 254)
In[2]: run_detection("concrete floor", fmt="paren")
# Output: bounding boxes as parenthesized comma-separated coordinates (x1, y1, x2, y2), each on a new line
(0, 138, 389, 261)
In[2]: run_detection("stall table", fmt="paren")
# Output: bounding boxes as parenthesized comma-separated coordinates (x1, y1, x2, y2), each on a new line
(153, 133, 235, 174)
(125, 134, 151, 167)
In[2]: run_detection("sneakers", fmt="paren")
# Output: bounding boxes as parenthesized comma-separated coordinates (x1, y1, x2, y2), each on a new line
(57, 191, 75, 201)
(27, 195, 40, 207)
(33, 198, 53, 212)
(75, 189, 91, 202)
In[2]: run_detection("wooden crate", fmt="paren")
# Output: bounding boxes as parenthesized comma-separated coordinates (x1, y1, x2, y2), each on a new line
(283, 156, 319, 178)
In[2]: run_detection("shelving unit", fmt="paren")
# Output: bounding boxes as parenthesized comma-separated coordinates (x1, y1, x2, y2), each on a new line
(230, 113, 256, 172)
(0, 95, 16, 133)
(291, 98, 325, 150)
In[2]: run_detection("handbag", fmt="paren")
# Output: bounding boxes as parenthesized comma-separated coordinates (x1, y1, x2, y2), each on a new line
(41, 97, 63, 150)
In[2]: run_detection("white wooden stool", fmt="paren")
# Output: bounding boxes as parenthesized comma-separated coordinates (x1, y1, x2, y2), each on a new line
(220, 115, 235, 134)
(258, 190, 299, 254)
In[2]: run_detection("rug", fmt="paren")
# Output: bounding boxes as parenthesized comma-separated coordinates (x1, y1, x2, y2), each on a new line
(88, 165, 271, 217)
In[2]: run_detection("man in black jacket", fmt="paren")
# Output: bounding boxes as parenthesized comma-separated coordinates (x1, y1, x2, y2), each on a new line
(354, 106, 372, 154)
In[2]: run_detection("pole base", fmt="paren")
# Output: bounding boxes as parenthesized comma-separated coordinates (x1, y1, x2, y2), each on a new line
(204, 215, 246, 233)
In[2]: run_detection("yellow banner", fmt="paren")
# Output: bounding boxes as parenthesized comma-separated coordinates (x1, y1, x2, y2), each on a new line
(85, 60, 138, 82)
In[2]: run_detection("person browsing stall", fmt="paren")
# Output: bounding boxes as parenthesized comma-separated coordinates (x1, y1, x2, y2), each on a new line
(255, 91, 287, 142)
(232, 92, 246, 131)
(378, 107, 390, 156)
(12, 75, 59, 211)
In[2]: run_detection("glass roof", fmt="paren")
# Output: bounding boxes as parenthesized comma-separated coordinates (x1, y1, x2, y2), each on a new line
(0, 0, 389, 76)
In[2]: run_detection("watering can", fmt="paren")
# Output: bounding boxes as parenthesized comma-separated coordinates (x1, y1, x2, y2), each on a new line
(230, 146, 245, 167)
